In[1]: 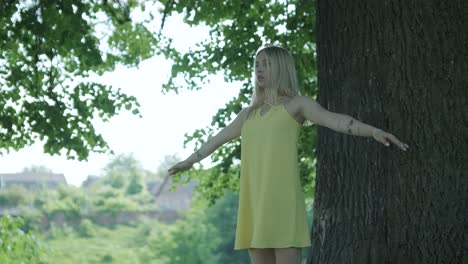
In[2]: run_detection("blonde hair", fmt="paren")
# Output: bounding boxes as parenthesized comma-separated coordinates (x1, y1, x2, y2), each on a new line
(246, 44, 301, 120)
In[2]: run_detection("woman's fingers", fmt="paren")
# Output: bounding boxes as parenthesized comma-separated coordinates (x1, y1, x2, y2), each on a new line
(168, 167, 175, 175)
(384, 133, 410, 151)
(167, 161, 193, 175)
(168, 163, 180, 175)
(373, 130, 409, 151)
(169, 167, 181, 175)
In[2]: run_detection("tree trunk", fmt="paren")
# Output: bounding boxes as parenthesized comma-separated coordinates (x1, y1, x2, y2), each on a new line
(308, 1, 468, 263)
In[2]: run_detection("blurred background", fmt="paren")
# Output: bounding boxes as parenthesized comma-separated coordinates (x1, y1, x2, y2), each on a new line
(0, 0, 316, 263)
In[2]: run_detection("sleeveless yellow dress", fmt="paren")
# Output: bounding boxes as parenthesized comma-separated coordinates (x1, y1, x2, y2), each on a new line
(234, 104, 311, 250)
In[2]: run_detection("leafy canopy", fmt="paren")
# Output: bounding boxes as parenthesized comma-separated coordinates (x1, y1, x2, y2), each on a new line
(0, 0, 159, 160)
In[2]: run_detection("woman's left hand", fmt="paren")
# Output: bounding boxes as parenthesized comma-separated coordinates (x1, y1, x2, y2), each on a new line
(372, 129, 409, 151)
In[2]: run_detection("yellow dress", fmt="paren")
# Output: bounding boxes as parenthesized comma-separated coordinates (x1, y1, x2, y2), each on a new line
(234, 104, 311, 250)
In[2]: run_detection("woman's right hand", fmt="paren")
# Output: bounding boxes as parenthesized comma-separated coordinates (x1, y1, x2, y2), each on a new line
(167, 159, 194, 176)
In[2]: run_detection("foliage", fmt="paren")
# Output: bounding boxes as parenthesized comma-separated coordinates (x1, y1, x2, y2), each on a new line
(174, 163, 241, 206)
(104, 171, 126, 189)
(43, 185, 84, 221)
(126, 174, 144, 195)
(0, 154, 158, 234)
(0, 185, 32, 207)
(0, 0, 160, 160)
(202, 190, 251, 264)
(77, 219, 96, 238)
(3, 166, 300, 263)
(93, 192, 140, 212)
(157, 0, 317, 203)
(132, 216, 153, 247)
(145, 190, 250, 263)
(0, 215, 46, 263)
(42, 221, 159, 263)
(102, 153, 143, 175)
(150, 208, 222, 264)
(32, 186, 52, 209)
(16, 209, 38, 233)
(46, 222, 74, 239)
(89, 153, 153, 211)
(101, 153, 146, 191)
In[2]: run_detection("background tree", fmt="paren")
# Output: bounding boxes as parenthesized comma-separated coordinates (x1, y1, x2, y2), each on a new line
(308, 1, 468, 263)
(102, 153, 144, 189)
(126, 174, 144, 195)
(0, 0, 158, 160)
(90, 153, 153, 211)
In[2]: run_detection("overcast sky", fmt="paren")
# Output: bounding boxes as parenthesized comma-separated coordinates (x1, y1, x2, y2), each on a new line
(0, 9, 243, 186)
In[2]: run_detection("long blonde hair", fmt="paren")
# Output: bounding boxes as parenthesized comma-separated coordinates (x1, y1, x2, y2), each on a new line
(246, 45, 301, 120)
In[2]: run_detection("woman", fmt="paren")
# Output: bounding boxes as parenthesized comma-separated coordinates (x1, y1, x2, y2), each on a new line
(168, 45, 409, 264)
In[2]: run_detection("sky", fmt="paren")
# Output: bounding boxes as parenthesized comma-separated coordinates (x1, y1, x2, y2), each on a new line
(0, 9, 243, 186)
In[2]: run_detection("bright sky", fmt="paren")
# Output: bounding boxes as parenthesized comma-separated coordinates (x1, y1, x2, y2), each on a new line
(0, 10, 243, 186)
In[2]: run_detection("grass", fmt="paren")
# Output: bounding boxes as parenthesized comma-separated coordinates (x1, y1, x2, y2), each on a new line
(41, 221, 165, 264)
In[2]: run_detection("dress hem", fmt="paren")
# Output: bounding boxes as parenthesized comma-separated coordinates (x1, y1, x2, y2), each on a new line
(233, 243, 311, 250)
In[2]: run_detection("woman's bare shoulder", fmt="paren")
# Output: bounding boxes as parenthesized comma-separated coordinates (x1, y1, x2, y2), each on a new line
(284, 95, 303, 110)
(289, 95, 320, 108)
(237, 106, 251, 123)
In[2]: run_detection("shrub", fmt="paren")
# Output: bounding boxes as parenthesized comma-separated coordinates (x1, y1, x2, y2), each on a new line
(0, 185, 32, 207)
(78, 219, 96, 238)
(0, 215, 45, 263)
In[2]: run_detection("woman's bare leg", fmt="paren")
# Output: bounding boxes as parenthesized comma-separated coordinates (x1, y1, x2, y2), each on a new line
(275, 247, 302, 264)
(248, 248, 276, 264)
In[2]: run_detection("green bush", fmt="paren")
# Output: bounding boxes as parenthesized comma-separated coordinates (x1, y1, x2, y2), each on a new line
(94, 196, 139, 212)
(105, 172, 126, 189)
(78, 219, 96, 238)
(43, 186, 84, 221)
(101, 254, 113, 263)
(133, 217, 153, 246)
(18, 207, 43, 232)
(0, 185, 32, 207)
(46, 208, 81, 222)
(0, 215, 45, 263)
(149, 208, 222, 263)
(126, 174, 144, 195)
(32, 190, 48, 209)
(47, 222, 74, 239)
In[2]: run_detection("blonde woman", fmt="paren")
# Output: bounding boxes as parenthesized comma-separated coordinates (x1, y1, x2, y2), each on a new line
(168, 45, 409, 264)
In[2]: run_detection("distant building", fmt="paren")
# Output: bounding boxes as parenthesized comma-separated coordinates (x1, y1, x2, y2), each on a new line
(0, 171, 67, 190)
(147, 177, 198, 211)
(81, 175, 100, 188)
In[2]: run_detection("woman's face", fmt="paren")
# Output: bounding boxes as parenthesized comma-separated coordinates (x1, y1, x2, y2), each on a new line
(255, 51, 269, 89)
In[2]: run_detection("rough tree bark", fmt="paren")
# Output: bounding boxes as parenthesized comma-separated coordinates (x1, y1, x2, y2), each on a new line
(308, 1, 467, 264)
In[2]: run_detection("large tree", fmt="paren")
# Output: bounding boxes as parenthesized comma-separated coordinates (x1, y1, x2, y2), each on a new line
(158, 1, 467, 262)
(308, 1, 467, 263)
(0, 0, 158, 160)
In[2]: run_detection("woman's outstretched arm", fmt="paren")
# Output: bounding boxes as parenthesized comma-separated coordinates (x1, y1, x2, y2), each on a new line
(168, 107, 249, 175)
(297, 96, 409, 151)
